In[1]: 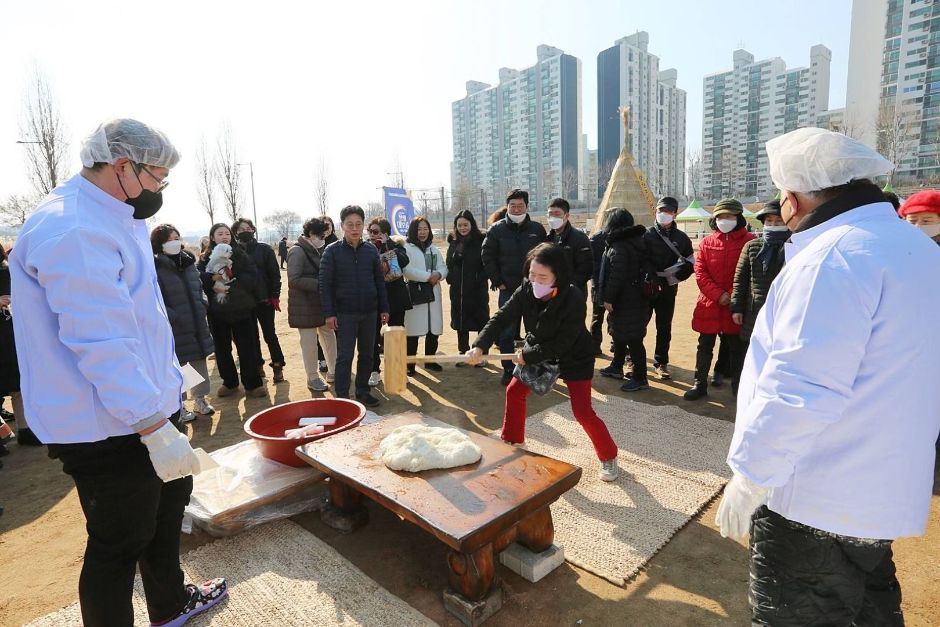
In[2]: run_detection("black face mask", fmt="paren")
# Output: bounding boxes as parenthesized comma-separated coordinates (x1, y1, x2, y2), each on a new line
(116, 164, 164, 219)
(236, 231, 255, 244)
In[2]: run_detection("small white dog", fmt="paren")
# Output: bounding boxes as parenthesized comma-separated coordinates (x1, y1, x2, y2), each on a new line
(206, 244, 234, 304)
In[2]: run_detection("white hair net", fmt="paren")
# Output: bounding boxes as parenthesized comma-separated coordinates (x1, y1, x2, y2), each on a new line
(79, 118, 181, 169)
(766, 127, 893, 193)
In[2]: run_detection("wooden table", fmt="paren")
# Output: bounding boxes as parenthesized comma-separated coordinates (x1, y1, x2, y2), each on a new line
(296, 412, 581, 607)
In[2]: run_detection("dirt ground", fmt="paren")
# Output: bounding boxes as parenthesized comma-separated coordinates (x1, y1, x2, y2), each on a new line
(1, 265, 938, 626)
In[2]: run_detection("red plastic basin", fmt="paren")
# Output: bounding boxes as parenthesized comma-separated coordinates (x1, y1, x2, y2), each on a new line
(244, 398, 366, 467)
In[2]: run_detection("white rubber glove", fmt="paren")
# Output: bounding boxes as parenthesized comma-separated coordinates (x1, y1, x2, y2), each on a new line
(140, 422, 201, 482)
(715, 473, 769, 539)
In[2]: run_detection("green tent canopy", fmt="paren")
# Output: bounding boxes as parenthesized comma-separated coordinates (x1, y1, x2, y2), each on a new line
(675, 200, 712, 222)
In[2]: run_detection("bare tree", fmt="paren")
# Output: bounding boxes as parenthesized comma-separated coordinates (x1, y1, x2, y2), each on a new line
(215, 124, 242, 222)
(720, 146, 743, 198)
(452, 179, 473, 213)
(265, 210, 302, 239)
(686, 148, 702, 200)
(877, 103, 919, 181)
(195, 138, 217, 225)
(561, 167, 579, 200)
(315, 159, 329, 215)
(0, 193, 40, 228)
(418, 192, 430, 216)
(597, 159, 616, 197)
(365, 202, 385, 219)
(19, 69, 69, 196)
(827, 114, 867, 141)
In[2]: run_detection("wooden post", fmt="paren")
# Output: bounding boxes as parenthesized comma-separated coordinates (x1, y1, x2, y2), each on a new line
(447, 544, 496, 601)
(381, 325, 408, 395)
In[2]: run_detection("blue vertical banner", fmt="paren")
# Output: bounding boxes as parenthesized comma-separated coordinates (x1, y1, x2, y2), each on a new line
(383, 187, 414, 237)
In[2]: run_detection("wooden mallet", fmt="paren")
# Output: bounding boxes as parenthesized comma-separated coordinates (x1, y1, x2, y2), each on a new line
(381, 326, 516, 395)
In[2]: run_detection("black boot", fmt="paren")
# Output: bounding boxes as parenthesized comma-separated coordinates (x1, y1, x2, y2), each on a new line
(684, 382, 708, 400)
(687, 336, 713, 401)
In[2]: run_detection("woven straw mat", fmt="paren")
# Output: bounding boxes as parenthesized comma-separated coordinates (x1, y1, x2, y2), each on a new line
(521, 394, 734, 586)
(27, 519, 436, 627)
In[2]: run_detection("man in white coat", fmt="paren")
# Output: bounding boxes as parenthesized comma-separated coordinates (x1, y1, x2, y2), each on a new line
(716, 127, 940, 626)
(11, 120, 226, 626)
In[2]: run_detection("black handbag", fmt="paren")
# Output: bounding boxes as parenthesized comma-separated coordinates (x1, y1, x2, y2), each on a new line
(407, 281, 435, 305)
(512, 361, 561, 396)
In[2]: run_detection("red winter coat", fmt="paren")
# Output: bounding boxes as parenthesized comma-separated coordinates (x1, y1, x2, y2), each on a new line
(691, 227, 756, 335)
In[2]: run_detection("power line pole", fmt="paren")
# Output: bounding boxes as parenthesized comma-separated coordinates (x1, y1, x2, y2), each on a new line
(440, 186, 446, 240)
(237, 162, 258, 225)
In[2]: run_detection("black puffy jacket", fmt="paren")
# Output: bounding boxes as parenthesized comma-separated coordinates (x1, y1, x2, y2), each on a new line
(446, 232, 489, 332)
(242, 239, 281, 300)
(197, 244, 259, 322)
(590, 231, 606, 283)
(319, 238, 389, 317)
(730, 237, 785, 340)
(598, 225, 651, 342)
(155, 251, 213, 364)
(642, 224, 694, 287)
(481, 215, 546, 292)
(547, 224, 593, 298)
(474, 282, 595, 381)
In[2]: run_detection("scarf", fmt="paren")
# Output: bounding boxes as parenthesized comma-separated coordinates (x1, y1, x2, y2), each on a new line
(755, 229, 790, 272)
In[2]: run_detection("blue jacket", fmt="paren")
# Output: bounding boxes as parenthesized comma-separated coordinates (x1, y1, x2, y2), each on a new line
(319, 238, 389, 317)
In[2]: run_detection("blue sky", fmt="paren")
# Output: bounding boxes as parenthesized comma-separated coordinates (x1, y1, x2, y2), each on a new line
(0, 0, 853, 234)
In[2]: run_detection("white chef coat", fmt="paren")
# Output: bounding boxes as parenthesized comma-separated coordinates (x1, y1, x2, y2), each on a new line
(729, 201, 940, 539)
(10, 175, 183, 444)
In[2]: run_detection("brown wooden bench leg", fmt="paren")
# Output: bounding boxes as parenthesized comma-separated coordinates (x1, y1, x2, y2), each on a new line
(447, 543, 496, 601)
(516, 505, 554, 553)
(321, 477, 368, 533)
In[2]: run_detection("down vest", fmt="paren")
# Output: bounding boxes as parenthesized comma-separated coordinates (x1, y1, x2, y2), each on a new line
(730, 237, 785, 341)
(598, 225, 651, 341)
(155, 251, 213, 364)
(691, 227, 756, 335)
(474, 282, 595, 381)
(286, 237, 326, 329)
(481, 215, 546, 292)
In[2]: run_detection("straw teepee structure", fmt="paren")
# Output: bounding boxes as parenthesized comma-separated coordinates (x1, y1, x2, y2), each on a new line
(592, 107, 656, 232)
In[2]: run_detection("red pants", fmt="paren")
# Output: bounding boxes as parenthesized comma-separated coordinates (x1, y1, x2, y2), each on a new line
(502, 378, 618, 461)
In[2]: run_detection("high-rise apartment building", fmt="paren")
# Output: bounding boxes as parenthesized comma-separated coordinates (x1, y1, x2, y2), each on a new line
(451, 45, 582, 213)
(702, 45, 831, 200)
(597, 32, 687, 199)
(847, 0, 940, 180)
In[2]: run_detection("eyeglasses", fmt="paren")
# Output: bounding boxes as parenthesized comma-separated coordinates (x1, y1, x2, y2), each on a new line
(136, 163, 170, 193)
(367, 228, 381, 235)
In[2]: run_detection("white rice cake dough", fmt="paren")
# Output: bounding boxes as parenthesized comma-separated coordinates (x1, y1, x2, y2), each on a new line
(379, 424, 483, 472)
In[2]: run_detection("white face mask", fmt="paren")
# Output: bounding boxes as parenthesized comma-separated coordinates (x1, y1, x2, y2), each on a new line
(547, 216, 565, 230)
(162, 240, 183, 255)
(507, 212, 527, 224)
(917, 223, 940, 238)
(763, 225, 790, 233)
(716, 218, 737, 233)
(655, 212, 675, 226)
(310, 236, 325, 248)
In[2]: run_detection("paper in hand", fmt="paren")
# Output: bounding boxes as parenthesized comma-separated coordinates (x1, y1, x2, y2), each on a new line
(180, 363, 206, 392)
